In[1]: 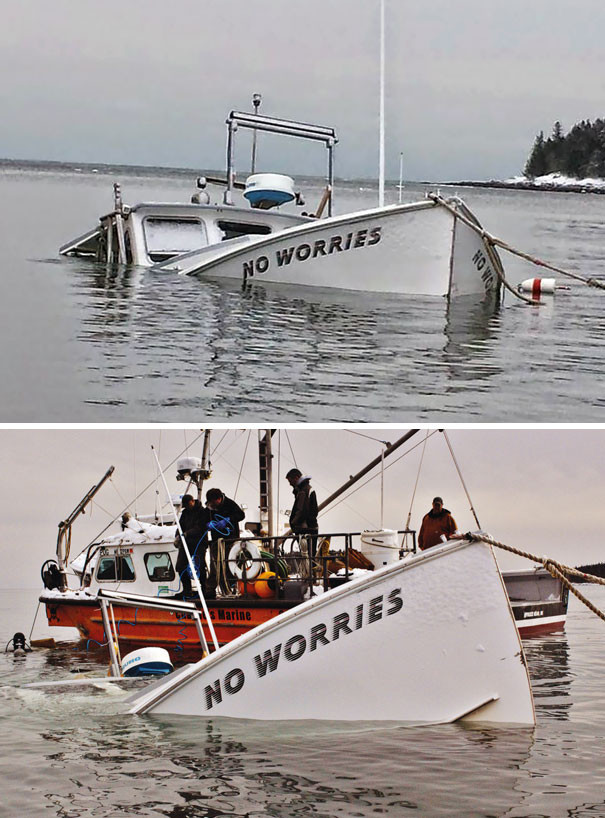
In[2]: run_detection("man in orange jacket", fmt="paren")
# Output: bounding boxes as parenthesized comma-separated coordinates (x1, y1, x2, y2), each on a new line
(418, 497, 458, 550)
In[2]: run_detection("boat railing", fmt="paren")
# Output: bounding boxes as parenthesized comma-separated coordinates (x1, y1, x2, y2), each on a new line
(224, 110, 337, 215)
(96, 588, 209, 675)
(215, 528, 417, 598)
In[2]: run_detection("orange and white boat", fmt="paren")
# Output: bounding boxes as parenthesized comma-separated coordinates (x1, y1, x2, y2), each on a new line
(39, 431, 422, 656)
(39, 429, 567, 659)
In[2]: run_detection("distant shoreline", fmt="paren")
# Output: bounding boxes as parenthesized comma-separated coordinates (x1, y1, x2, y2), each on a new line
(2, 157, 604, 193)
(435, 179, 605, 195)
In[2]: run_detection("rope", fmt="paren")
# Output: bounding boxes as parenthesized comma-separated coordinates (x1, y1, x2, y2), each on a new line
(467, 532, 605, 624)
(28, 601, 41, 642)
(430, 193, 605, 294)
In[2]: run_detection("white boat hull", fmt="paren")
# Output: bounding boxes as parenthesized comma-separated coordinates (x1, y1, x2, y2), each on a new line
(129, 538, 534, 725)
(158, 198, 503, 299)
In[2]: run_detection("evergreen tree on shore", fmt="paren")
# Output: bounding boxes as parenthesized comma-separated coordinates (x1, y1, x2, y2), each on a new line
(524, 119, 605, 179)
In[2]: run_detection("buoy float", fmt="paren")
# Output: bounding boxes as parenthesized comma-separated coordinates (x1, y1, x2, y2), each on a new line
(237, 579, 257, 596)
(255, 571, 277, 599)
(518, 277, 556, 297)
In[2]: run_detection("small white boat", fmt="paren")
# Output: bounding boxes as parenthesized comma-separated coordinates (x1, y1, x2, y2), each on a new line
(60, 109, 504, 300)
(504, 568, 568, 635)
(128, 536, 535, 725)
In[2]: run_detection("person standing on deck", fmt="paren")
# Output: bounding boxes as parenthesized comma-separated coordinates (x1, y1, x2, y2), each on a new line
(205, 488, 246, 599)
(176, 494, 210, 597)
(286, 468, 319, 554)
(418, 497, 458, 550)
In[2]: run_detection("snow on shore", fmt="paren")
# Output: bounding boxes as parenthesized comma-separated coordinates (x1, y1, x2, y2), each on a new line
(505, 172, 605, 191)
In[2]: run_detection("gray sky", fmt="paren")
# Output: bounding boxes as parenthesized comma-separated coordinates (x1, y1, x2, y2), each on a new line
(2, 427, 604, 589)
(2, 0, 605, 180)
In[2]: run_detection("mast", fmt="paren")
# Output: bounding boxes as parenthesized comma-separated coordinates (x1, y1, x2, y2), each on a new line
(378, 0, 386, 208)
(258, 430, 276, 536)
(56, 466, 115, 589)
(398, 151, 403, 203)
(251, 92, 262, 173)
(198, 429, 212, 501)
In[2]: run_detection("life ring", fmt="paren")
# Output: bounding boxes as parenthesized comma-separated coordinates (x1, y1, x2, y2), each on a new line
(228, 541, 262, 581)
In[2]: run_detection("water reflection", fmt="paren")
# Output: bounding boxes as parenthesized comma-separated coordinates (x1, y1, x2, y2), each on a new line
(442, 292, 503, 384)
(523, 633, 572, 721)
(68, 260, 508, 421)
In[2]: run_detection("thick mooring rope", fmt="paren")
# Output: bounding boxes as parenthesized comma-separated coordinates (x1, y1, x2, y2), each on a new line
(430, 193, 605, 295)
(468, 532, 605, 624)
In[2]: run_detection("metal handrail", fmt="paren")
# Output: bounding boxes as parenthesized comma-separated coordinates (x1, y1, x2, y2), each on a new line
(224, 110, 337, 216)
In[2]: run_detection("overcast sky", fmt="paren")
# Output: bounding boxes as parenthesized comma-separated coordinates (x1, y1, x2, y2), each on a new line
(2, 0, 605, 180)
(2, 427, 604, 589)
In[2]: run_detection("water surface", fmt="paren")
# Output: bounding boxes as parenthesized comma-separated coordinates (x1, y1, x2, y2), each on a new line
(2, 164, 605, 421)
(2, 587, 605, 816)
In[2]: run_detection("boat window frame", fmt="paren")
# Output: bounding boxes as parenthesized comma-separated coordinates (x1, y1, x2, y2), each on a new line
(216, 219, 273, 241)
(95, 554, 136, 583)
(144, 552, 176, 583)
(142, 215, 209, 261)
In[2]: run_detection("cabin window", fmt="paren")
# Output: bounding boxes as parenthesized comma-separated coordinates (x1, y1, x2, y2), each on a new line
(144, 552, 175, 582)
(143, 217, 208, 262)
(217, 220, 272, 241)
(96, 555, 136, 582)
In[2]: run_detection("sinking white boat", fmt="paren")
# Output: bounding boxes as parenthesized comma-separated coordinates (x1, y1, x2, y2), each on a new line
(60, 109, 503, 299)
(129, 536, 535, 725)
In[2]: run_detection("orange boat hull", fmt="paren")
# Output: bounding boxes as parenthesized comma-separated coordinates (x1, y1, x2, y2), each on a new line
(43, 597, 293, 655)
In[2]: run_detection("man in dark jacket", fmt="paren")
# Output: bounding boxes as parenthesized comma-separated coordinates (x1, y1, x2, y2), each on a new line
(418, 497, 458, 550)
(286, 468, 319, 554)
(176, 494, 209, 597)
(205, 488, 246, 598)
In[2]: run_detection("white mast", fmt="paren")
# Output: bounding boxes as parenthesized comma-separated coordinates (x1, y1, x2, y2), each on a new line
(398, 151, 404, 203)
(378, 0, 386, 208)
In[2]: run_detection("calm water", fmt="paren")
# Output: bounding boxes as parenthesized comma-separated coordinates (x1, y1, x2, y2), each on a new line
(2, 164, 605, 422)
(2, 587, 605, 817)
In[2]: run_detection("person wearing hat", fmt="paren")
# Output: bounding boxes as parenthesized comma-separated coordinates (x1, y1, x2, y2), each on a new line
(418, 497, 458, 550)
(205, 488, 245, 598)
(175, 494, 209, 597)
(286, 468, 319, 555)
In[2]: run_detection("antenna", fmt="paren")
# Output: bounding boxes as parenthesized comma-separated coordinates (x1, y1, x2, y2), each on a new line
(378, 0, 385, 208)
(251, 92, 262, 173)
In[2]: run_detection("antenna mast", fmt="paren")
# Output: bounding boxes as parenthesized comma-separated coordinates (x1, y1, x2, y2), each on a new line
(378, 0, 386, 208)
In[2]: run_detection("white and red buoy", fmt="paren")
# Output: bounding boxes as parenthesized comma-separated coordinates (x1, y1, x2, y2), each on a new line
(518, 277, 557, 297)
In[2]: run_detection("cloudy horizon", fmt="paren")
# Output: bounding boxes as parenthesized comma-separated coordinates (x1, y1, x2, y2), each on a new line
(3, 0, 605, 181)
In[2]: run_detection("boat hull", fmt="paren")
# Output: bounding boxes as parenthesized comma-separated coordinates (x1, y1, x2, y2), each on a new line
(129, 539, 535, 725)
(42, 594, 295, 653)
(160, 199, 502, 299)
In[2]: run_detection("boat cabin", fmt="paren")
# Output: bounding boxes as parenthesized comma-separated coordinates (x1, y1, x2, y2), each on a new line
(60, 200, 311, 267)
(69, 519, 181, 598)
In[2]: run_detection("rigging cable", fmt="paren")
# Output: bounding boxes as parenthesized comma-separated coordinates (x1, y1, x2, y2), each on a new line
(322, 430, 440, 519)
(233, 430, 252, 500)
(71, 431, 206, 562)
(284, 430, 298, 470)
(402, 431, 430, 548)
(441, 430, 481, 528)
